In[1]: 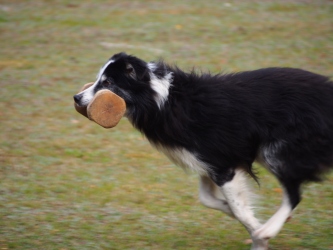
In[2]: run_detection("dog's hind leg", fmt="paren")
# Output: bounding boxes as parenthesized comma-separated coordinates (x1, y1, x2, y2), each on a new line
(253, 179, 301, 241)
(219, 169, 268, 250)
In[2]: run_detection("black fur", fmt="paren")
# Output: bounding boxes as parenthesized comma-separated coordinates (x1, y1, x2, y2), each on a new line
(75, 52, 333, 209)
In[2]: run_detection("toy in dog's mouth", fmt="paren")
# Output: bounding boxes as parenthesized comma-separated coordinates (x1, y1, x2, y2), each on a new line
(74, 82, 126, 128)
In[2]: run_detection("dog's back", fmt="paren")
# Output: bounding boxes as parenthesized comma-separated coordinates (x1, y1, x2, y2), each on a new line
(150, 67, 333, 186)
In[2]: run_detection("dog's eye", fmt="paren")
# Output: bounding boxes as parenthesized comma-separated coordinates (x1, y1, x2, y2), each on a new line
(102, 79, 111, 87)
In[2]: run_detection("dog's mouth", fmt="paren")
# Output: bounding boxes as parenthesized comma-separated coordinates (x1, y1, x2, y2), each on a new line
(74, 85, 127, 129)
(73, 95, 89, 118)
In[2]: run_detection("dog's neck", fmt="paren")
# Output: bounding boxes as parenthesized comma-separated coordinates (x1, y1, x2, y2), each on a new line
(147, 62, 174, 109)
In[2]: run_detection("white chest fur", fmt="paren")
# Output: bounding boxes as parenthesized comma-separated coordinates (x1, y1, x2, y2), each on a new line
(151, 144, 210, 176)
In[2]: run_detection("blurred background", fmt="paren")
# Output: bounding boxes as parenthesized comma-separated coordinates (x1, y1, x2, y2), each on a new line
(0, 0, 332, 249)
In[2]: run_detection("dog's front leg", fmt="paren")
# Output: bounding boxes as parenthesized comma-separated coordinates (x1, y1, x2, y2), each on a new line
(219, 169, 268, 250)
(199, 175, 234, 217)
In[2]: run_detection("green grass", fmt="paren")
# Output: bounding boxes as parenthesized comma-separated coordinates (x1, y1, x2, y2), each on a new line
(0, 0, 333, 249)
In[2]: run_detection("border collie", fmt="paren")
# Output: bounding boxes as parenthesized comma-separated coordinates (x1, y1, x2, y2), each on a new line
(74, 52, 333, 250)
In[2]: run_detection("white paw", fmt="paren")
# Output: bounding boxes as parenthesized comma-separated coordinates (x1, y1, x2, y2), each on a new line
(252, 222, 279, 240)
(250, 237, 269, 250)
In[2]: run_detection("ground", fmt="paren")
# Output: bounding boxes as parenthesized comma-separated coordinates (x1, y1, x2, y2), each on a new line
(0, 1, 332, 249)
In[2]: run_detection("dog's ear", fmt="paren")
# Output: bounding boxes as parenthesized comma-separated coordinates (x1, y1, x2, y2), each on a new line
(126, 63, 137, 79)
(124, 56, 150, 82)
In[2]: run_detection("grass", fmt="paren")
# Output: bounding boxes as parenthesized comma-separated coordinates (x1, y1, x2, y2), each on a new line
(0, 0, 332, 249)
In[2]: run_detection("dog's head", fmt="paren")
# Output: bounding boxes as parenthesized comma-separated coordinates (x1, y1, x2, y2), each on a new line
(73, 52, 173, 116)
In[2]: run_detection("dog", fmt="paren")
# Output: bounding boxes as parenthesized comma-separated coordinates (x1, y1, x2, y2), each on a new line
(74, 52, 333, 250)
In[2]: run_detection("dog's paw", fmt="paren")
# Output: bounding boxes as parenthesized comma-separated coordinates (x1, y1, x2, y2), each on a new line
(250, 237, 269, 250)
(252, 223, 276, 241)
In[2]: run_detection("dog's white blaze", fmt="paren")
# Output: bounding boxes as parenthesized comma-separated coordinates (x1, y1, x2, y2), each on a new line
(148, 63, 173, 109)
(153, 144, 210, 176)
(78, 60, 115, 106)
(97, 60, 114, 82)
(253, 190, 292, 240)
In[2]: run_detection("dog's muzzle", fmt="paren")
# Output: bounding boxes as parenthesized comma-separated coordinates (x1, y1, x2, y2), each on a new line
(73, 94, 82, 105)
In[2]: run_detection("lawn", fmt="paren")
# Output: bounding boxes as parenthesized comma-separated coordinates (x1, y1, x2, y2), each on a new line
(0, 0, 332, 249)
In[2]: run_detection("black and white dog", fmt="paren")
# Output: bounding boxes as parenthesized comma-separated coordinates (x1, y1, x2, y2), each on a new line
(74, 52, 333, 250)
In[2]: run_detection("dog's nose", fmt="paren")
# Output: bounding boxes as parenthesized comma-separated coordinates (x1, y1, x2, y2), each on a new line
(73, 94, 82, 104)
